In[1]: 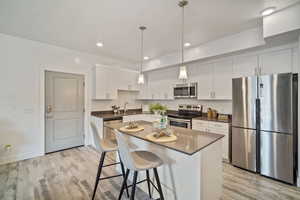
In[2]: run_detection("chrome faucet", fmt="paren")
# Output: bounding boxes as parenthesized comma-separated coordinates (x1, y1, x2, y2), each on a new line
(124, 102, 128, 114)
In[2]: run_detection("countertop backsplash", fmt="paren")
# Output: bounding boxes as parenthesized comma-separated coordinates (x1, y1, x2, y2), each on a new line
(92, 90, 232, 114)
(139, 99, 232, 114)
(92, 90, 142, 111)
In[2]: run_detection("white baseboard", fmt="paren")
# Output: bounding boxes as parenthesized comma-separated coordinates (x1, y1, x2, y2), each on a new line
(0, 151, 44, 165)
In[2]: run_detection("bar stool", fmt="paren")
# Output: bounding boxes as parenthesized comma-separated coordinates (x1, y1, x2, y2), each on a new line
(90, 122, 129, 200)
(114, 129, 165, 200)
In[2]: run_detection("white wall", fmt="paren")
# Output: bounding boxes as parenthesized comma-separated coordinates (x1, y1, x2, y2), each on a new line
(0, 33, 131, 164)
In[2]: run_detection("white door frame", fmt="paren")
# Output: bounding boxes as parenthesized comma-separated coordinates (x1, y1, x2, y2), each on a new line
(40, 66, 90, 155)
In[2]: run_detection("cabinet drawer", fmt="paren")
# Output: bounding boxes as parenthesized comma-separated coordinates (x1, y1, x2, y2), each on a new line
(192, 120, 209, 127)
(192, 120, 208, 132)
(208, 122, 229, 131)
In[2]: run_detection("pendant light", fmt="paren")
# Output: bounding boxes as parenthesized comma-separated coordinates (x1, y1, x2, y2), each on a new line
(178, 0, 188, 81)
(138, 26, 146, 84)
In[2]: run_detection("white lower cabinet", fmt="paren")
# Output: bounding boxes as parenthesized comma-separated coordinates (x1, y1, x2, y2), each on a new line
(192, 119, 229, 161)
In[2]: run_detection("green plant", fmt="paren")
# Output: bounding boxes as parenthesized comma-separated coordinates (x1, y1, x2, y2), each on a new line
(149, 103, 167, 114)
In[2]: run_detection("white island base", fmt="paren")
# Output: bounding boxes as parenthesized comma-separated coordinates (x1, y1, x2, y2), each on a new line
(121, 136, 223, 200)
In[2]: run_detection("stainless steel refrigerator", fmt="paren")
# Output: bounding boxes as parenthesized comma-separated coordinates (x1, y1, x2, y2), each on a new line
(232, 73, 298, 185)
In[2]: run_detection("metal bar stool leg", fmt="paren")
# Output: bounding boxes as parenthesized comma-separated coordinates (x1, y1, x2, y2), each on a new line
(153, 168, 164, 200)
(146, 170, 152, 198)
(130, 171, 139, 200)
(118, 169, 130, 200)
(92, 152, 106, 200)
(120, 159, 130, 198)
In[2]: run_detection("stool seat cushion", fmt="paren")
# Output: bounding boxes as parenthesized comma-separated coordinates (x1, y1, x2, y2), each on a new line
(131, 151, 163, 171)
(100, 139, 118, 152)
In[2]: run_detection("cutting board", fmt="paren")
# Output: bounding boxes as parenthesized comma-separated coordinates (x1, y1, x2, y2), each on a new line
(119, 126, 145, 133)
(146, 133, 178, 143)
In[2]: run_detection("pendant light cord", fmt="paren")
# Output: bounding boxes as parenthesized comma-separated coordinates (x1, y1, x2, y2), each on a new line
(181, 3, 184, 65)
(139, 26, 146, 74)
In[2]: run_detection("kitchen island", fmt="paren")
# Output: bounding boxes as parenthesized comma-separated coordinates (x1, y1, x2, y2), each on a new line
(104, 120, 224, 200)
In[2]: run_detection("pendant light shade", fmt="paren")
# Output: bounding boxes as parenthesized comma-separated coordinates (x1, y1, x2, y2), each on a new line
(138, 73, 145, 84)
(178, 0, 188, 81)
(138, 26, 146, 84)
(179, 65, 188, 80)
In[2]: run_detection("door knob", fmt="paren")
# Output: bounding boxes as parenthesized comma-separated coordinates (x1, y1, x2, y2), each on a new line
(46, 105, 52, 113)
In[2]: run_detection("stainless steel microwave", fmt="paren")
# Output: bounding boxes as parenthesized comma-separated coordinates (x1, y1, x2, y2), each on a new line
(173, 82, 197, 99)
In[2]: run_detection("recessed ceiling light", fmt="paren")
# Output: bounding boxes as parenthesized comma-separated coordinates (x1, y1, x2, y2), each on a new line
(144, 56, 149, 60)
(184, 42, 191, 47)
(96, 42, 103, 47)
(261, 7, 276, 16)
(74, 57, 80, 64)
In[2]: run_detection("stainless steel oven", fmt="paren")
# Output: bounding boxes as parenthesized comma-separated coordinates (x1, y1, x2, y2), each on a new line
(173, 82, 197, 99)
(168, 117, 191, 129)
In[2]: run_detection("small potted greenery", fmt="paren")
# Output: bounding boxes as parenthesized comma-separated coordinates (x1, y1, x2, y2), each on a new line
(149, 103, 167, 115)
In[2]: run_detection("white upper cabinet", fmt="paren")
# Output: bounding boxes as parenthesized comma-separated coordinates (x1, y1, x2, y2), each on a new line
(138, 68, 175, 100)
(197, 63, 214, 100)
(233, 55, 258, 78)
(92, 66, 139, 100)
(213, 59, 233, 100)
(92, 66, 118, 100)
(197, 60, 232, 100)
(116, 69, 139, 91)
(259, 48, 292, 75)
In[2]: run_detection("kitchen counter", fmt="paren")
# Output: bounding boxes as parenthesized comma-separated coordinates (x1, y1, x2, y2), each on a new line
(91, 109, 143, 121)
(104, 120, 224, 155)
(104, 120, 224, 200)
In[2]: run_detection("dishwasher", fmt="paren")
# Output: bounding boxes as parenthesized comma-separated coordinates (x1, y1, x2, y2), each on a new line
(103, 117, 123, 140)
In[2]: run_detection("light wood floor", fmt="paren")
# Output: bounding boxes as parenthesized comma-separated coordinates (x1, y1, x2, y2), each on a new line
(1, 146, 300, 200)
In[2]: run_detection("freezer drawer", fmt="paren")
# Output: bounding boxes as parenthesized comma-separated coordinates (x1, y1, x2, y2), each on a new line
(260, 131, 294, 184)
(232, 127, 257, 172)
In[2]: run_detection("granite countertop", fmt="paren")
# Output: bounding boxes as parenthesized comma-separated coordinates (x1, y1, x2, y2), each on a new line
(91, 109, 143, 121)
(104, 120, 224, 156)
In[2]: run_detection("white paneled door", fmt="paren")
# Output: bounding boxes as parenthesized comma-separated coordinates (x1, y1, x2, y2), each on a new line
(45, 71, 84, 153)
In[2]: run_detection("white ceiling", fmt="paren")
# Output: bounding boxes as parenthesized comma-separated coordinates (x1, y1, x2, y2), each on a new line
(0, 0, 299, 68)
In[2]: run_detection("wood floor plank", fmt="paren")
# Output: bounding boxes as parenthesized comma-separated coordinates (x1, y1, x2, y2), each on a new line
(1, 146, 300, 200)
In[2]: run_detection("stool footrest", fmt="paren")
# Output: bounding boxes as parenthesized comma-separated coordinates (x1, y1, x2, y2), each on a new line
(126, 179, 147, 188)
(103, 162, 120, 167)
(99, 174, 123, 180)
(124, 178, 160, 194)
